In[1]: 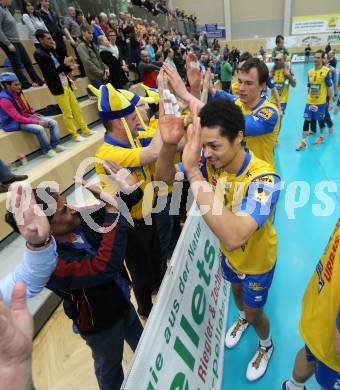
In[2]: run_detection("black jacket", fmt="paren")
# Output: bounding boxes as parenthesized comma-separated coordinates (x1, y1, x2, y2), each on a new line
(100, 49, 128, 89)
(46, 189, 143, 334)
(34, 45, 71, 96)
(39, 8, 64, 39)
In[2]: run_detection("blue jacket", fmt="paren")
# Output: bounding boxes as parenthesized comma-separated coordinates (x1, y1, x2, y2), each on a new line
(0, 90, 25, 132)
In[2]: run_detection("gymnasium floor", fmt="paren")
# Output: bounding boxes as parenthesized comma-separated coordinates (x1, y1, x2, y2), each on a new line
(222, 63, 340, 389)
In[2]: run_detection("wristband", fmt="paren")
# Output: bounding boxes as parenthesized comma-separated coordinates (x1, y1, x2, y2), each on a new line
(26, 235, 52, 250)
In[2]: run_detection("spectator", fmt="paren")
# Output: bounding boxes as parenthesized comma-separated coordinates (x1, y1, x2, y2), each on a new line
(212, 38, 220, 52)
(5, 166, 144, 390)
(164, 47, 176, 70)
(75, 9, 85, 25)
(328, 50, 337, 69)
(126, 30, 141, 69)
(87, 14, 105, 45)
(259, 46, 266, 59)
(155, 49, 164, 63)
(0, 0, 44, 89)
(39, 0, 67, 61)
(98, 34, 129, 89)
(272, 34, 289, 61)
(304, 44, 311, 64)
(0, 72, 64, 158)
(144, 35, 155, 61)
(173, 45, 186, 80)
(325, 43, 331, 54)
(99, 12, 109, 34)
(63, 7, 85, 77)
(22, 0, 47, 47)
(223, 43, 229, 56)
(230, 46, 240, 74)
(0, 160, 27, 193)
(138, 50, 162, 88)
(76, 23, 109, 91)
(34, 29, 94, 141)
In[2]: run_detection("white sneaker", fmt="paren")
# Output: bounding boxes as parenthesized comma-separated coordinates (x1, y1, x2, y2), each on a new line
(45, 149, 57, 158)
(83, 130, 96, 136)
(73, 135, 86, 142)
(225, 317, 249, 348)
(54, 145, 67, 152)
(246, 343, 274, 381)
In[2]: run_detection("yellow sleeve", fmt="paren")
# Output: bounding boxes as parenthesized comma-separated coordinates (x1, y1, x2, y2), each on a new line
(138, 127, 157, 139)
(96, 145, 142, 167)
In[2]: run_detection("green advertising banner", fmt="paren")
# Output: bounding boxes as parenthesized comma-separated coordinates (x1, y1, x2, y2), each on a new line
(122, 207, 230, 389)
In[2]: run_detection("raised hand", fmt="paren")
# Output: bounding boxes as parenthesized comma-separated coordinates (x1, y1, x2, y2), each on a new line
(0, 283, 33, 390)
(103, 160, 142, 194)
(8, 184, 51, 245)
(163, 63, 190, 102)
(158, 99, 184, 146)
(182, 104, 202, 176)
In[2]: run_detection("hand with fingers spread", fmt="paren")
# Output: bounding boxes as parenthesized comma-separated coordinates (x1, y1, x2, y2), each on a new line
(163, 63, 190, 102)
(182, 105, 203, 178)
(102, 160, 142, 194)
(8, 184, 51, 246)
(158, 99, 185, 146)
(0, 282, 34, 390)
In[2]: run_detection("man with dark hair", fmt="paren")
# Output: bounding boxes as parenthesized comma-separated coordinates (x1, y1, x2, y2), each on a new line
(34, 29, 93, 141)
(296, 49, 333, 150)
(5, 163, 145, 390)
(39, 0, 67, 60)
(272, 34, 289, 60)
(0, 0, 44, 89)
(155, 98, 281, 382)
(76, 23, 109, 90)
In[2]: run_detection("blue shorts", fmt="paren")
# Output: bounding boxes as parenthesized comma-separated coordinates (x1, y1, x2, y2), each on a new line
(305, 345, 340, 390)
(304, 104, 327, 121)
(220, 253, 275, 308)
(281, 103, 287, 115)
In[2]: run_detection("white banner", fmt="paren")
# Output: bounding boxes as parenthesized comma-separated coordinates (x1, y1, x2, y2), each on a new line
(292, 14, 340, 35)
(122, 207, 230, 390)
(266, 33, 340, 49)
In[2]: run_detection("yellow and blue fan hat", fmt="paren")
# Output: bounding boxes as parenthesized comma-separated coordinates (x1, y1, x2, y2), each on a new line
(141, 84, 160, 105)
(88, 83, 139, 120)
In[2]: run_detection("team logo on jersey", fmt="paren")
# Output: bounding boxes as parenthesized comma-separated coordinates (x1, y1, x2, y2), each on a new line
(257, 108, 273, 120)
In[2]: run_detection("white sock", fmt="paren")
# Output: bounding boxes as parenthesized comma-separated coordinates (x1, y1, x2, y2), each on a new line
(260, 334, 272, 348)
(286, 377, 306, 390)
(239, 311, 246, 320)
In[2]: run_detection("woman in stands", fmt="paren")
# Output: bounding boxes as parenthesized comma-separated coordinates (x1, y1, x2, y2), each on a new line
(97, 33, 129, 89)
(22, 1, 48, 47)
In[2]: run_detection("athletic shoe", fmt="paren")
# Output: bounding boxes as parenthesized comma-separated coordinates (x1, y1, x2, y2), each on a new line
(73, 135, 86, 142)
(3, 174, 28, 184)
(45, 150, 57, 158)
(225, 318, 249, 348)
(296, 140, 307, 151)
(83, 130, 96, 136)
(281, 380, 306, 390)
(54, 145, 67, 152)
(313, 136, 324, 145)
(246, 343, 274, 381)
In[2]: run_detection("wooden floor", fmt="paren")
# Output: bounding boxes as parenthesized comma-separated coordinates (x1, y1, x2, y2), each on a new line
(32, 301, 141, 390)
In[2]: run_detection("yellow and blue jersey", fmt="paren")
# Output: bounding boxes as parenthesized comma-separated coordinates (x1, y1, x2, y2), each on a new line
(270, 68, 290, 104)
(95, 128, 156, 220)
(300, 219, 340, 372)
(179, 149, 281, 274)
(307, 66, 332, 105)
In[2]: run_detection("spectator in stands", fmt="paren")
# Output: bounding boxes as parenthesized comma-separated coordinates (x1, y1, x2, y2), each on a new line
(304, 44, 311, 63)
(259, 46, 266, 59)
(0, 160, 27, 193)
(34, 29, 94, 141)
(63, 6, 85, 77)
(39, 0, 67, 61)
(22, 0, 47, 47)
(230, 46, 240, 74)
(98, 34, 129, 89)
(212, 39, 220, 52)
(6, 163, 144, 390)
(99, 12, 109, 34)
(173, 45, 186, 80)
(328, 50, 337, 69)
(75, 9, 85, 25)
(164, 47, 176, 70)
(126, 30, 141, 69)
(0, 0, 44, 89)
(138, 50, 162, 88)
(155, 49, 164, 63)
(144, 35, 155, 61)
(325, 43, 331, 55)
(87, 15, 105, 45)
(0, 72, 64, 158)
(76, 23, 109, 91)
(220, 54, 232, 92)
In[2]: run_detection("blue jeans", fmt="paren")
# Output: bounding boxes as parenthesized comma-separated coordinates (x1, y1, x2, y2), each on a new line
(80, 303, 143, 390)
(0, 159, 14, 183)
(19, 116, 60, 153)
